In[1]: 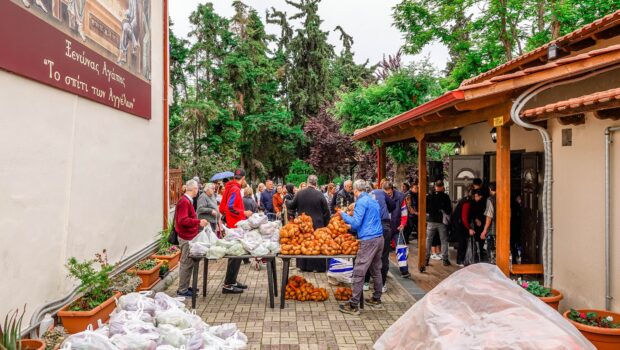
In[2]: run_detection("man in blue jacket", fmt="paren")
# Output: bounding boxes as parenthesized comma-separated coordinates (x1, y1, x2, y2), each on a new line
(260, 180, 276, 220)
(339, 179, 385, 315)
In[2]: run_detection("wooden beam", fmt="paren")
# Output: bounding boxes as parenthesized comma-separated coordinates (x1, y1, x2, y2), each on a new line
(496, 124, 511, 276)
(454, 93, 513, 111)
(558, 114, 586, 125)
(417, 137, 428, 272)
(376, 143, 386, 182)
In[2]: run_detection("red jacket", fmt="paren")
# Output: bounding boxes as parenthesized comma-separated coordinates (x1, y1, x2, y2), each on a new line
(219, 181, 245, 228)
(175, 195, 201, 241)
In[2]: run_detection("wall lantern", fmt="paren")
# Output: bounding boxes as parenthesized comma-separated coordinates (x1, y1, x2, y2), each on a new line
(454, 140, 465, 155)
(490, 127, 497, 143)
(548, 43, 560, 60)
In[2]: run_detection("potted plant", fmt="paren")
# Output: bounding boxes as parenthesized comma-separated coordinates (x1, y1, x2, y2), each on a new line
(517, 278, 563, 310)
(128, 258, 162, 291)
(158, 259, 170, 279)
(1, 306, 45, 350)
(564, 308, 620, 349)
(57, 250, 121, 334)
(110, 272, 142, 294)
(151, 223, 181, 270)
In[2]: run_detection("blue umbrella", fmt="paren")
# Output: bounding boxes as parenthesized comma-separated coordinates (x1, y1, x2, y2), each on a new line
(210, 171, 234, 182)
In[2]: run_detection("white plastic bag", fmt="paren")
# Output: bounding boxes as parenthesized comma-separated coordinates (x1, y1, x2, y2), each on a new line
(189, 242, 209, 256)
(264, 241, 280, 254)
(250, 243, 270, 257)
(110, 332, 158, 350)
(240, 230, 262, 252)
(208, 323, 238, 339)
(156, 325, 187, 348)
(206, 246, 227, 259)
(225, 242, 246, 256)
(258, 222, 277, 236)
(154, 292, 186, 312)
(191, 226, 218, 246)
(117, 292, 157, 316)
(327, 258, 353, 285)
(374, 264, 595, 350)
(60, 328, 119, 350)
(155, 309, 193, 330)
(224, 330, 248, 350)
(248, 213, 268, 228)
(235, 219, 252, 231)
(222, 227, 244, 241)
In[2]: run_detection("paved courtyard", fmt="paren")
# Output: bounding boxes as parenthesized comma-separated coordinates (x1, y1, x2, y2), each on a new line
(163, 258, 417, 349)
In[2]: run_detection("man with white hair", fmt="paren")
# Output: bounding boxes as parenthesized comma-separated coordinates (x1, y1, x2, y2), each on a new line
(175, 180, 208, 297)
(339, 179, 385, 315)
(332, 180, 354, 211)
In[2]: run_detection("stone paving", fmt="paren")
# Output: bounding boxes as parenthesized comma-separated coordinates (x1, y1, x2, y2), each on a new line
(163, 258, 417, 349)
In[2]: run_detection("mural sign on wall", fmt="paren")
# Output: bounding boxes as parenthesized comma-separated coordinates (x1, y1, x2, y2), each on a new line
(0, 0, 152, 119)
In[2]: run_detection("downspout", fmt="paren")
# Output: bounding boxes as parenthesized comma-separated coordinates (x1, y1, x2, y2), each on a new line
(605, 126, 619, 310)
(511, 65, 620, 288)
(163, 0, 170, 227)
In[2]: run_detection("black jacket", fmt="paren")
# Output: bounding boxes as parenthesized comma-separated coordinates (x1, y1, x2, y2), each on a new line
(332, 188, 354, 211)
(426, 191, 452, 224)
(287, 186, 330, 229)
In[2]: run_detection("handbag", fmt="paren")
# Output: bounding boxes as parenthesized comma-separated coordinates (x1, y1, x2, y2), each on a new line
(167, 198, 184, 246)
(396, 229, 409, 268)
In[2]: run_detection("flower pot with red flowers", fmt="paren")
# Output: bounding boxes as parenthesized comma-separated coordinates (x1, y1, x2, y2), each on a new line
(57, 250, 120, 334)
(564, 309, 620, 349)
(1, 306, 46, 350)
(151, 246, 181, 271)
(128, 259, 162, 291)
(516, 278, 563, 310)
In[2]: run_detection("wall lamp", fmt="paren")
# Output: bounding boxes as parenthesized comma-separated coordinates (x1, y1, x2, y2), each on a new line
(490, 127, 497, 143)
(454, 140, 465, 155)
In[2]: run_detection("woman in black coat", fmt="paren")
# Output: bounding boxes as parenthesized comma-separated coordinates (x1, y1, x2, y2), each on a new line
(287, 176, 331, 272)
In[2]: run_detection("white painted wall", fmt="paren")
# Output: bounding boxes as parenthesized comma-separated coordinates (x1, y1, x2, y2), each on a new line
(549, 114, 620, 312)
(0, 5, 164, 322)
(460, 122, 544, 155)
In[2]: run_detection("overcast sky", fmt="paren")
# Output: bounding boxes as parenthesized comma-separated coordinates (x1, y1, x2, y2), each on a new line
(169, 0, 449, 71)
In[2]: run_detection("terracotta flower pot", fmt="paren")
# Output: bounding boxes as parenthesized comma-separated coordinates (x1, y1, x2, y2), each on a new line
(129, 261, 163, 291)
(57, 291, 122, 334)
(151, 249, 181, 270)
(563, 309, 620, 350)
(538, 288, 563, 310)
(20, 339, 46, 350)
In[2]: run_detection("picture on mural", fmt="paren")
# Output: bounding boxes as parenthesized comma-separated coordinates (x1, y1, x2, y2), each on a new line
(15, 0, 151, 81)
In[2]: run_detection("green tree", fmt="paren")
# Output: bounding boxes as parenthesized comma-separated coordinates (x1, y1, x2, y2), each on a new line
(285, 159, 315, 186)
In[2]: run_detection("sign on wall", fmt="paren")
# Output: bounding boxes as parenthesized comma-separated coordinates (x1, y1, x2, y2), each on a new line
(0, 0, 151, 119)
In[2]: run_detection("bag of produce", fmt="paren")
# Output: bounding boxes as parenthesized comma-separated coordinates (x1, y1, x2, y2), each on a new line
(206, 245, 227, 259)
(222, 227, 245, 241)
(263, 241, 280, 254)
(249, 243, 270, 257)
(236, 219, 252, 231)
(154, 292, 186, 312)
(215, 239, 235, 248)
(225, 242, 247, 256)
(117, 292, 157, 316)
(224, 330, 248, 350)
(155, 346, 180, 350)
(259, 222, 277, 236)
(155, 308, 193, 330)
(208, 323, 240, 340)
(240, 230, 263, 252)
(60, 327, 119, 350)
(110, 332, 158, 350)
(248, 213, 268, 228)
(156, 325, 187, 348)
(327, 258, 353, 284)
(189, 242, 209, 256)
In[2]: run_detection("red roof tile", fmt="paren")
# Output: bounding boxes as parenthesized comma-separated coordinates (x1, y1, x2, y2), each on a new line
(521, 87, 620, 117)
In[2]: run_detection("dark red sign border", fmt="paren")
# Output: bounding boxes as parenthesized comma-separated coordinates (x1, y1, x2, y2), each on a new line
(0, 1, 151, 119)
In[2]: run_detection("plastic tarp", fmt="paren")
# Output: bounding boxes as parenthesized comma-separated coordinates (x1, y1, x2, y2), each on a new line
(374, 264, 595, 350)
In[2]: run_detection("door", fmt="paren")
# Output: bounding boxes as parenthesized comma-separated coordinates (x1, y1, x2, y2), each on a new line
(519, 152, 542, 264)
(449, 156, 484, 203)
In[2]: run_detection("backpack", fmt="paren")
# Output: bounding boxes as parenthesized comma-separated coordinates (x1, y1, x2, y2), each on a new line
(448, 197, 468, 242)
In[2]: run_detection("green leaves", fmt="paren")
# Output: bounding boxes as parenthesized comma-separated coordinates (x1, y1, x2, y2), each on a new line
(0, 306, 24, 350)
(65, 251, 115, 312)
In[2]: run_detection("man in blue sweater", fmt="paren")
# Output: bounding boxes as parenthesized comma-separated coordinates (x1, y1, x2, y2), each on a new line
(260, 180, 276, 220)
(339, 179, 385, 315)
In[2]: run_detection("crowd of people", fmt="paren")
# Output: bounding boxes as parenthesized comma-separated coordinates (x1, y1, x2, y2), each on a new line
(172, 168, 497, 315)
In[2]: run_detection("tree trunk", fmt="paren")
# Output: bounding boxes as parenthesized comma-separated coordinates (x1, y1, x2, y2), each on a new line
(394, 162, 408, 188)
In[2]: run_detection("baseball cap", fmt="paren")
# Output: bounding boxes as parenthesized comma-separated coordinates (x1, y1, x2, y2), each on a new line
(234, 168, 246, 177)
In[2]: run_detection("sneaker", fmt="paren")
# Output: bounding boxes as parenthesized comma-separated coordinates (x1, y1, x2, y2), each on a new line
(443, 260, 451, 266)
(222, 286, 243, 294)
(381, 285, 387, 293)
(457, 263, 465, 267)
(233, 282, 248, 289)
(364, 297, 382, 307)
(188, 287, 199, 293)
(431, 254, 442, 261)
(401, 272, 411, 278)
(177, 289, 193, 297)
(338, 303, 360, 316)
(363, 282, 370, 291)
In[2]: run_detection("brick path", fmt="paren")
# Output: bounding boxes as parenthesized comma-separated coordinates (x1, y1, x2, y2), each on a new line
(163, 258, 416, 349)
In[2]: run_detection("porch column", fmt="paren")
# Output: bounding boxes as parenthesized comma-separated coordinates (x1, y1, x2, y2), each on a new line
(376, 142, 386, 182)
(417, 136, 427, 271)
(496, 124, 511, 276)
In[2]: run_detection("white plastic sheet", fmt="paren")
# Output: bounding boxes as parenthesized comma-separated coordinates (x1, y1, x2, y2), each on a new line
(374, 264, 595, 350)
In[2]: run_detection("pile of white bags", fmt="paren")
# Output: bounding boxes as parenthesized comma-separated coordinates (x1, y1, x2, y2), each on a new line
(189, 214, 281, 258)
(61, 292, 248, 350)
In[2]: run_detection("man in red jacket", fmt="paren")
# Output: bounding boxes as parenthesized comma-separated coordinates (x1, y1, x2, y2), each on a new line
(218, 168, 253, 294)
(176, 179, 208, 297)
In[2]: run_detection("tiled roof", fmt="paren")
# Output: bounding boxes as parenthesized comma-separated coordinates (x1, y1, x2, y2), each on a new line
(522, 87, 620, 118)
(461, 10, 620, 86)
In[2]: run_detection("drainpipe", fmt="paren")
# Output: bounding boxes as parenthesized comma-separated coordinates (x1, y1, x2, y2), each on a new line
(605, 126, 619, 311)
(510, 65, 620, 288)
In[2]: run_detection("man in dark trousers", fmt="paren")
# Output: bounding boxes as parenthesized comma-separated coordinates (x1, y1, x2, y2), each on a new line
(219, 169, 253, 294)
(260, 179, 276, 220)
(365, 180, 396, 293)
(175, 179, 209, 297)
(287, 175, 331, 272)
(387, 183, 410, 278)
(425, 180, 453, 267)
